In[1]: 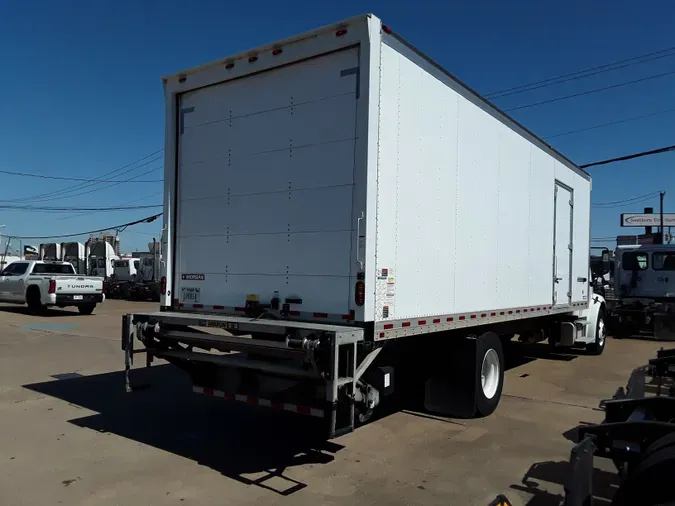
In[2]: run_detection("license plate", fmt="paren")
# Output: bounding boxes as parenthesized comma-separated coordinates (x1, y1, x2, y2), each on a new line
(181, 287, 200, 303)
(73, 295, 83, 300)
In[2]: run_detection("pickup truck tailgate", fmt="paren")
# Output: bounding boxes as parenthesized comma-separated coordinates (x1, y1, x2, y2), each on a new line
(175, 46, 360, 317)
(54, 276, 103, 294)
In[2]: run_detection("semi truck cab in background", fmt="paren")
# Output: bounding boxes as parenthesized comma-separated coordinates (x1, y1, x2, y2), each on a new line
(610, 244, 675, 339)
(122, 14, 607, 438)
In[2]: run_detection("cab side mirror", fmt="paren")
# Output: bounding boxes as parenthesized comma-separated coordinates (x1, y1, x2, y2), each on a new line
(601, 251, 611, 272)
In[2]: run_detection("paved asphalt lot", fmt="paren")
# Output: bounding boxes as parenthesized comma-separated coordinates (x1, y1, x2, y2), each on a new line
(0, 300, 666, 505)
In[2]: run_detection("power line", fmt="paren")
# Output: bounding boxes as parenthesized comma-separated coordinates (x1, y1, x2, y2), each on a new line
(593, 195, 660, 209)
(57, 191, 163, 221)
(4, 213, 162, 240)
(0, 149, 163, 203)
(593, 191, 662, 207)
(580, 144, 675, 169)
(0, 204, 161, 213)
(19, 157, 163, 204)
(544, 106, 675, 139)
(0, 169, 162, 183)
(485, 47, 675, 99)
(7, 166, 162, 204)
(504, 70, 675, 112)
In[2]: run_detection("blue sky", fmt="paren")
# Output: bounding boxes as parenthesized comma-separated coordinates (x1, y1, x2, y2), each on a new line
(1, 0, 674, 253)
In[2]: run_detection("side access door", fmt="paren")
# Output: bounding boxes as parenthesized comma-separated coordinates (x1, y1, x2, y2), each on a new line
(553, 182, 573, 306)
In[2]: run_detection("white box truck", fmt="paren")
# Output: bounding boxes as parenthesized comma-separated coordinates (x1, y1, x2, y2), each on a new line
(123, 14, 607, 437)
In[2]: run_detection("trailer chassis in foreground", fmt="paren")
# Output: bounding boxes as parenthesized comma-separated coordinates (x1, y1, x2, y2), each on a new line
(564, 347, 675, 505)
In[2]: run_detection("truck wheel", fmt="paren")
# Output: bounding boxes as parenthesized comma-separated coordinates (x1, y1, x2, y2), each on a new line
(26, 287, 46, 314)
(611, 440, 675, 505)
(78, 303, 96, 315)
(475, 332, 505, 417)
(587, 308, 606, 355)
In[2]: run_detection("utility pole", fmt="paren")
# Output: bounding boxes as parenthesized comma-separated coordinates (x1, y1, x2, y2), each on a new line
(660, 192, 666, 244)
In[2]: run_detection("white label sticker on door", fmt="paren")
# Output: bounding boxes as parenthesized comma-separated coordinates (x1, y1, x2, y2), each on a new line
(181, 287, 200, 303)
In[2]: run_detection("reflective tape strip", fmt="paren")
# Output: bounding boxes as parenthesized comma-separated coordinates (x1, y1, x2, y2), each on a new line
(193, 386, 324, 418)
(375, 301, 591, 339)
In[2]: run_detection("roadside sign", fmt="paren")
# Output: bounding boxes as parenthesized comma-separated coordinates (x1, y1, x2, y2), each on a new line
(620, 213, 675, 227)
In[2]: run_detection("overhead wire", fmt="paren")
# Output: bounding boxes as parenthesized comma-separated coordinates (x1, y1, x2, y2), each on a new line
(544, 106, 675, 139)
(580, 144, 675, 168)
(0, 149, 163, 203)
(7, 165, 163, 204)
(592, 191, 662, 207)
(57, 191, 163, 221)
(0, 169, 162, 183)
(485, 47, 675, 99)
(592, 195, 660, 209)
(4, 213, 162, 240)
(0, 204, 162, 213)
(504, 70, 675, 112)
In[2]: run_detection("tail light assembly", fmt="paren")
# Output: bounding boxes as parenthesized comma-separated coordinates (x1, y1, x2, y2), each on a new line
(355, 280, 365, 306)
(160, 276, 167, 295)
(48, 279, 56, 294)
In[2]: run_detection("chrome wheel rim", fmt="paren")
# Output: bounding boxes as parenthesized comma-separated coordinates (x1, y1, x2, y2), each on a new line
(481, 349, 500, 399)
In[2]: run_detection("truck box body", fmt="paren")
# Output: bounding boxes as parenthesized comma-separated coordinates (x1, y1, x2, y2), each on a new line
(162, 14, 591, 338)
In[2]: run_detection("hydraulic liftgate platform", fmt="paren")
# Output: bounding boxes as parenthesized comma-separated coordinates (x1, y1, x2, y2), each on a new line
(122, 311, 367, 438)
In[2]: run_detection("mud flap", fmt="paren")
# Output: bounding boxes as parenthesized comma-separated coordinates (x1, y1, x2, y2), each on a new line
(424, 338, 477, 417)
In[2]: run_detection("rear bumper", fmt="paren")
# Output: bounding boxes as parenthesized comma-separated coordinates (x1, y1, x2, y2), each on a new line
(52, 293, 104, 305)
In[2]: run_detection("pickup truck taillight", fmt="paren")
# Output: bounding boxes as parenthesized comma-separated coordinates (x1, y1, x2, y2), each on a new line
(48, 279, 56, 294)
(160, 276, 167, 295)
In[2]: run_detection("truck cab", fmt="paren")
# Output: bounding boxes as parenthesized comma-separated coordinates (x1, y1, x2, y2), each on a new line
(112, 258, 139, 282)
(615, 245, 675, 300)
(612, 245, 675, 339)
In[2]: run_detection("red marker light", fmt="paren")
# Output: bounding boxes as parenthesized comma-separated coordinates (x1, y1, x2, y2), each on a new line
(178, 75, 187, 83)
(336, 28, 347, 37)
(272, 48, 283, 56)
(382, 25, 392, 34)
(248, 56, 258, 63)
(225, 62, 235, 69)
(355, 280, 365, 306)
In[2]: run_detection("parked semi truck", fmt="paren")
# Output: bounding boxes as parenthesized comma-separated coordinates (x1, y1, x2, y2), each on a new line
(610, 244, 675, 340)
(86, 239, 118, 279)
(61, 242, 86, 275)
(123, 14, 606, 437)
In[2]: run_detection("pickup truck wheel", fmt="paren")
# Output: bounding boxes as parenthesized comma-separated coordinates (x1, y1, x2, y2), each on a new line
(26, 287, 46, 314)
(78, 303, 96, 315)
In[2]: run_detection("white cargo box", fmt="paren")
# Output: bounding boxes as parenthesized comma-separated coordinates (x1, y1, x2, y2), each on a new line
(161, 14, 591, 339)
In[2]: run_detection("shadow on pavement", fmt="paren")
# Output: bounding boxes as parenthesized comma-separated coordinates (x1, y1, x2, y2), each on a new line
(504, 342, 579, 372)
(510, 458, 619, 506)
(0, 305, 79, 317)
(23, 365, 344, 495)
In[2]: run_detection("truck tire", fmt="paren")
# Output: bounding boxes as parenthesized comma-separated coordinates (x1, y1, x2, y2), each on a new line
(475, 332, 505, 417)
(26, 286, 46, 314)
(78, 303, 96, 315)
(611, 440, 675, 506)
(587, 308, 606, 355)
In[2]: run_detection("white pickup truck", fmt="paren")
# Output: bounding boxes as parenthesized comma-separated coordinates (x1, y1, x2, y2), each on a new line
(0, 260, 104, 314)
